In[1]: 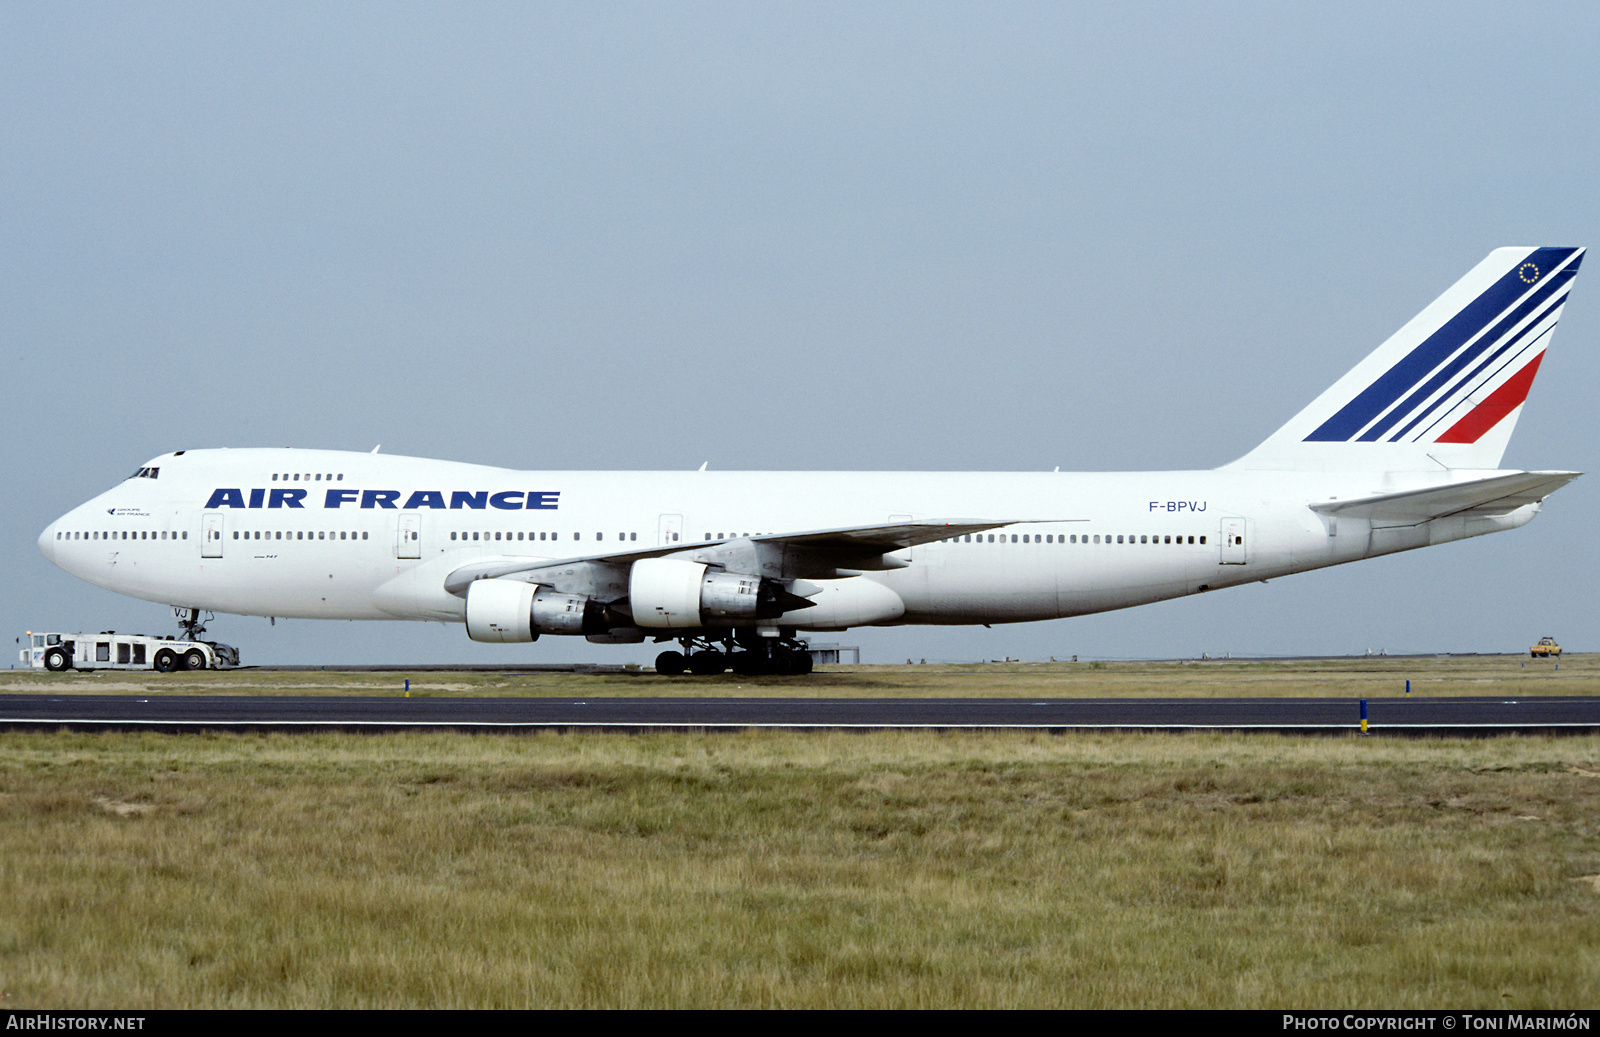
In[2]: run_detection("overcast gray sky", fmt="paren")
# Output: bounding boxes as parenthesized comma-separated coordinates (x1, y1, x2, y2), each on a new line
(5, 2, 1597, 665)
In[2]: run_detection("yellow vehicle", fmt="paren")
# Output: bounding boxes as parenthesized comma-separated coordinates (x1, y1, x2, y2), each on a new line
(1530, 637, 1562, 658)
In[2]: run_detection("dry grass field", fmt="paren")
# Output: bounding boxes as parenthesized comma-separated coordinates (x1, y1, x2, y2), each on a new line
(3, 652, 1596, 699)
(1, 721, 1598, 1007)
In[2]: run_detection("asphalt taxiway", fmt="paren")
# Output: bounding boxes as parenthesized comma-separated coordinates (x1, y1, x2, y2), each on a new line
(2, 694, 1597, 736)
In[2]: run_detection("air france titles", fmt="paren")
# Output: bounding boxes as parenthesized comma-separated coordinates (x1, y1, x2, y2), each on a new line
(202, 489, 561, 510)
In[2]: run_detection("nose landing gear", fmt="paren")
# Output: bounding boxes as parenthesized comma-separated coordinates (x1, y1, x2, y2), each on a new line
(173, 606, 211, 641)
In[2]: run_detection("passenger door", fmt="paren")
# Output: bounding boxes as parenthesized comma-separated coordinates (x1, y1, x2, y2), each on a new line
(1219, 517, 1248, 565)
(889, 514, 914, 561)
(397, 514, 422, 559)
(201, 512, 224, 558)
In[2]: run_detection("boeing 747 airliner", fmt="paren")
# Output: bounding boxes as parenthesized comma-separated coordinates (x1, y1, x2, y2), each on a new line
(39, 247, 1584, 674)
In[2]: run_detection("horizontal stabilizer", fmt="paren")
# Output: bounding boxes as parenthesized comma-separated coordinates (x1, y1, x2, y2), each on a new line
(1308, 471, 1580, 525)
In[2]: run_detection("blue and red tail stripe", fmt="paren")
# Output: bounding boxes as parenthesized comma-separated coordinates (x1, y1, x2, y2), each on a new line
(1370, 266, 1574, 442)
(1382, 276, 1568, 443)
(1434, 350, 1546, 444)
(1305, 247, 1582, 442)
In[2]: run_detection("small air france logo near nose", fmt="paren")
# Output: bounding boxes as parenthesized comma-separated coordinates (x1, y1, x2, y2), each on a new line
(1519, 262, 1542, 284)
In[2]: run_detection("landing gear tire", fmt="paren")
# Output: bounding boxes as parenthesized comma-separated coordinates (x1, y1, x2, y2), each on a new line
(43, 647, 70, 672)
(726, 644, 813, 676)
(688, 651, 727, 676)
(655, 650, 687, 676)
(182, 649, 207, 671)
(153, 649, 177, 673)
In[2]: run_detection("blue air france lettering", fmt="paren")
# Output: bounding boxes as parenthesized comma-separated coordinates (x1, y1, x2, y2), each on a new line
(201, 488, 561, 510)
(38, 247, 1586, 675)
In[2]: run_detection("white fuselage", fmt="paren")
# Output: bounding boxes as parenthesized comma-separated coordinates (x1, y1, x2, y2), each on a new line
(38, 448, 1537, 631)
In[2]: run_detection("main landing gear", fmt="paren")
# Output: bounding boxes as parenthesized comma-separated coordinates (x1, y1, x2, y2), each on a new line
(655, 634, 814, 677)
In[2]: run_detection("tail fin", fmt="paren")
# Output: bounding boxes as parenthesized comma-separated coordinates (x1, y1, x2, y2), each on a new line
(1225, 246, 1584, 472)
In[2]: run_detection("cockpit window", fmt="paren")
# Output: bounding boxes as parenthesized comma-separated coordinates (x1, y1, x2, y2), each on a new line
(126, 467, 160, 480)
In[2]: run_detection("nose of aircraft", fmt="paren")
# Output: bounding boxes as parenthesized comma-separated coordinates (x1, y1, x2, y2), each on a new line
(38, 520, 57, 565)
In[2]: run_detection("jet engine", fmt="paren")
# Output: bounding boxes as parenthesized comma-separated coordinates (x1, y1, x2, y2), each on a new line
(464, 578, 606, 643)
(628, 558, 811, 629)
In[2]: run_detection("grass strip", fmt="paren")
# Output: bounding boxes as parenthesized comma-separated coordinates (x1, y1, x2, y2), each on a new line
(1, 729, 1596, 1008)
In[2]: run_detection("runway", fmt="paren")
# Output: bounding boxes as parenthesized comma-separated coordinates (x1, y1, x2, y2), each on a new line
(2, 694, 1598, 735)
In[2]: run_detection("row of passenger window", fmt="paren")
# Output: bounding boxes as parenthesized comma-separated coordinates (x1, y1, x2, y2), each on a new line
(234, 531, 370, 541)
(272, 473, 345, 481)
(942, 533, 1209, 544)
(58, 530, 188, 541)
(451, 531, 641, 542)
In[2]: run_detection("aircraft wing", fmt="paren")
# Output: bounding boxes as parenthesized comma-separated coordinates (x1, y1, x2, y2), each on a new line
(442, 518, 1014, 595)
(1308, 471, 1581, 525)
(746, 519, 1010, 551)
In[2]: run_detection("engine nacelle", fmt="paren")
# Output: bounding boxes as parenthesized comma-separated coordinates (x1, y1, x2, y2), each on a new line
(776, 576, 906, 630)
(465, 579, 601, 643)
(629, 558, 772, 629)
(629, 559, 707, 629)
